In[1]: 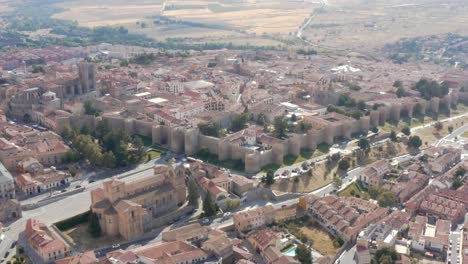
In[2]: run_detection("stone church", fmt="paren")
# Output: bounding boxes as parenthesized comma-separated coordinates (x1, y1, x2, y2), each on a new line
(90, 164, 186, 240)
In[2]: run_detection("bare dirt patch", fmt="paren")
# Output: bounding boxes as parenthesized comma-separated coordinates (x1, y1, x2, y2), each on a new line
(300, 225, 339, 256)
(63, 223, 124, 251)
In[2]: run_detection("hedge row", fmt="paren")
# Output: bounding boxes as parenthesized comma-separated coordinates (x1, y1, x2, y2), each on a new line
(55, 210, 90, 231)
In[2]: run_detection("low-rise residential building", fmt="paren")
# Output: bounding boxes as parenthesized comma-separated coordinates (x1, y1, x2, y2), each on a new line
(407, 187, 468, 224)
(358, 160, 391, 187)
(247, 229, 299, 264)
(162, 223, 210, 243)
(358, 211, 410, 252)
(408, 216, 451, 253)
(428, 147, 462, 174)
(354, 241, 372, 264)
(25, 218, 71, 263)
(233, 205, 275, 233)
(299, 194, 388, 241)
(106, 240, 218, 263)
(17, 168, 71, 196)
(0, 125, 69, 172)
(384, 171, 430, 203)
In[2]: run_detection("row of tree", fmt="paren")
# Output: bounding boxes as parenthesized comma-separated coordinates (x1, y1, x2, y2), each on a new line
(62, 121, 146, 168)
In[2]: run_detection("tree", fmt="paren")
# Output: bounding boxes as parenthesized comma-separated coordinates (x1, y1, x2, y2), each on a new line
(390, 131, 398, 142)
(331, 153, 341, 162)
(452, 178, 463, 190)
(377, 191, 398, 207)
(296, 244, 312, 264)
(358, 138, 370, 152)
(368, 186, 381, 199)
(407, 136, 422, 148)
(448, 125, 454, 133)
(393, 80, 403, 88)
(338, 159, 350, 171)
(433, 121, 443, 133)
(202, 194, 217, 217)
(187, 178, 199, 207)
(338, 94, 356, 108)
(64, 149, 80, 162)
(100, 151, 116, 168)
(455, 167, 466, 178)
(298, 121, 312, 133)
(88, 212, 102, 238)
(375, 248, 398, 264)
(401, 127, 411, 136)
(371, 127, 379, 133)
(265, 170, 275, 185)
(32, 65, 45, 74)
(83, 100, 100, 116)
(291, 113, 297, 122)
(68, 165, 78, 177)
(379, 255, 393, 264)
(120, 59, 129, 67)
(256, 113, 266, 126)
(95, 120, 110, 140)
(333, 177, 343, 188)
(396, 87, 406, 98)
(230, 113, 248, 132)
(198, 122, 220, 137)
(350, 110, 362, 120)
(17, 246, 24, 255)
(273, 116, 287, 139)
(61, 126, 76, 141)
(357, 100, 366, 111)
(413, 78, 449, 100)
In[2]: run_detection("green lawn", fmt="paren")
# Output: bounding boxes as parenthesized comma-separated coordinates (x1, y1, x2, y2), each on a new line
(146, 150, 161, 161)
(462, 131, 468, 138)
(338, 182, 369, 200)
(194, 149, 245, 172)
(261, 147, 330, 172)
(283, 154, 307, 166)
(134, 134, 153, 147)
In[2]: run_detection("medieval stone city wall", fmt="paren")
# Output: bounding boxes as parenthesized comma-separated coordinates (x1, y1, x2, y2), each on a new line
(52, 92, 467, 174)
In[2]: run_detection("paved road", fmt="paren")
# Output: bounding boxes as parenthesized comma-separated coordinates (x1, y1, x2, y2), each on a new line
(448, 231, 461, 264)
(411, 112, 468, 134)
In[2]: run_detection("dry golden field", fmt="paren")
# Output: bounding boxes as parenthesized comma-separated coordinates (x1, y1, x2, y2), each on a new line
(303, 0, 468, 51)
(0, 0, 13, 14)
(53, 0, 165, 27)
(52, 0, 318, 42)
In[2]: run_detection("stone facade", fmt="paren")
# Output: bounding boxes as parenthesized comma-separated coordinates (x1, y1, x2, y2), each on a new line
(90, 164, 186, 240)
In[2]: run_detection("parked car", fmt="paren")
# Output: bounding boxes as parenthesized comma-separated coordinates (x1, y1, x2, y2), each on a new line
(10, 241, 17, 249)
(112, 244, 120, 249)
